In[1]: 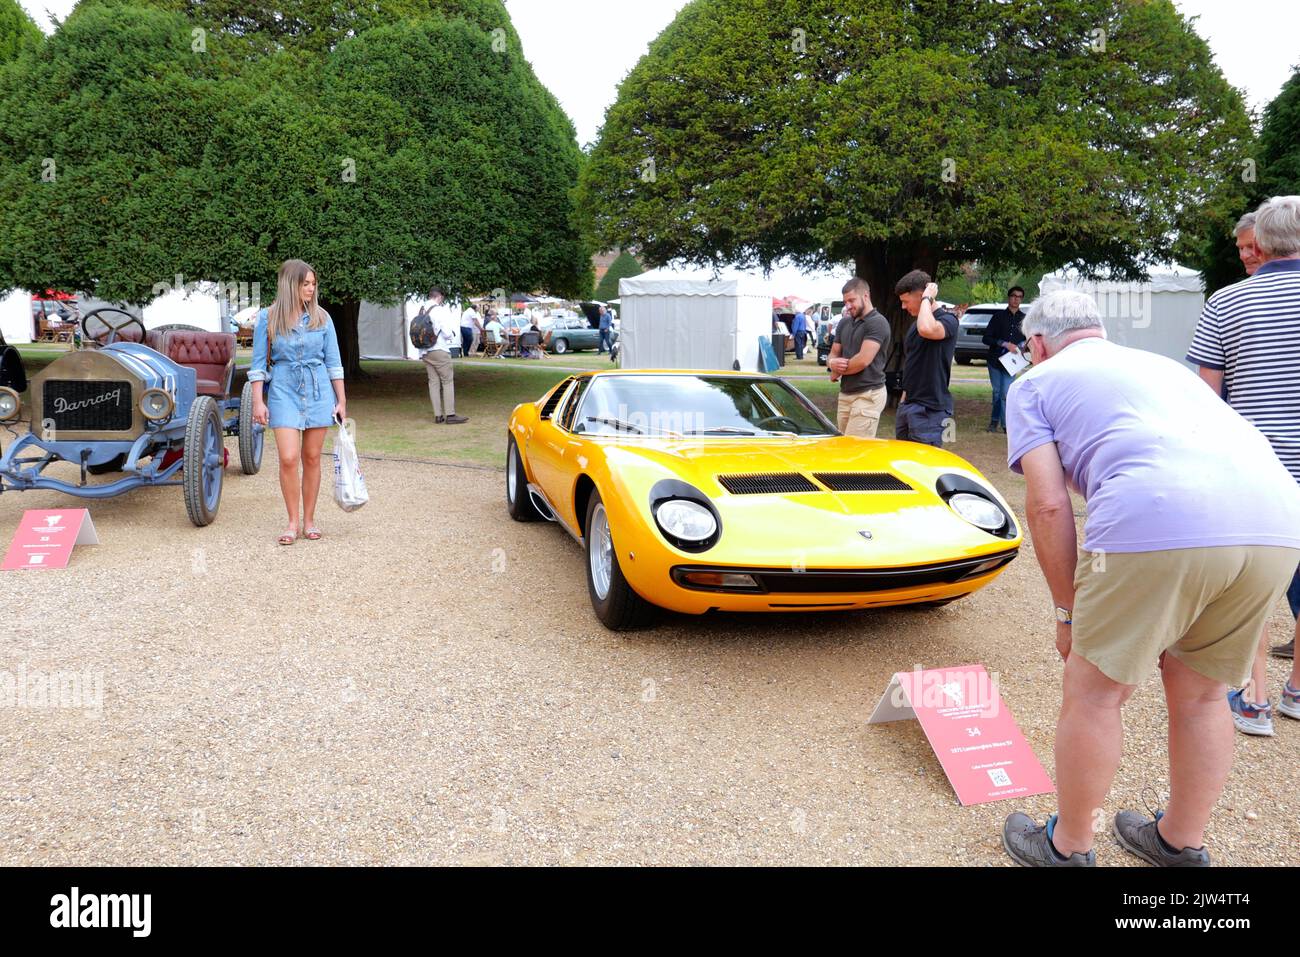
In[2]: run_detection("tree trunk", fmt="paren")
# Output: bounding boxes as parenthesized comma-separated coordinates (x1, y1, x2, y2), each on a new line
(854, 243, 941, 406)
(320, 297, 367, 380)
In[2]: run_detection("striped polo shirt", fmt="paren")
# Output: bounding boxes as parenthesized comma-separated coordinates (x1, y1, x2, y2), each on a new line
(1186, 258, 1300, 481)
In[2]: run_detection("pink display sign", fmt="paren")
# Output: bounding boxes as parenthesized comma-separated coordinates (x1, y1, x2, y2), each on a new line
(869, 664, 1055, 807)
(2, 508, 99, 570)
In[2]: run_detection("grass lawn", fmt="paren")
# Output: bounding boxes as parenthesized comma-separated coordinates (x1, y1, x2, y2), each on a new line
(6, 345, 1012, 478)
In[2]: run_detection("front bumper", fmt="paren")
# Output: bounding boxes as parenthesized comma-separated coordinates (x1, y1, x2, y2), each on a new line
(631, 549, 1018, 614)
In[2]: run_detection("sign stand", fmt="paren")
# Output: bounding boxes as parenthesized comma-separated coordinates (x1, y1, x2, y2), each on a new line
(2, 509, 99, 570)
(869, 664, 1055, 807)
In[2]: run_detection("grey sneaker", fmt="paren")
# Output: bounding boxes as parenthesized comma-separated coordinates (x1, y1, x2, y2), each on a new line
(1227, 689, 1274, 736)
(1002, 813, 1095, 867)
(1113, 810, 1210, 867)
(1272, 639, 1295, 659)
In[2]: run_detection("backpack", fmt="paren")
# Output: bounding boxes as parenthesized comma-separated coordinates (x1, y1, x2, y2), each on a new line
(409, 305, 437, 350)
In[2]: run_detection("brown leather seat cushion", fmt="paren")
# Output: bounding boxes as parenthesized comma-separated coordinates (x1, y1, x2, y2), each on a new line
(160, 331, 236, 397)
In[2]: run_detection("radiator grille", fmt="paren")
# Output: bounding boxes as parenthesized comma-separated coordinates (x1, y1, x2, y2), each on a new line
(43, 380, 133, 432)
(717, 472, 818, 495)
(814, 472, 912, 492)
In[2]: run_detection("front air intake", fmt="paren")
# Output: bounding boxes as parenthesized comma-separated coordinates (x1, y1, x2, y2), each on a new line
(717, 472, 818, 495)
(42, 380, 133, 432)
(814, 472, 913, 492)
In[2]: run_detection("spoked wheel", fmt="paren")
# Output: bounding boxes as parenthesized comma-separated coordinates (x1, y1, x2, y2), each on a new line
(506, 435, 541, 521)
(237, 380, 264, 475)
(183, 396, 223, 526)
(584, 490, 654, 631)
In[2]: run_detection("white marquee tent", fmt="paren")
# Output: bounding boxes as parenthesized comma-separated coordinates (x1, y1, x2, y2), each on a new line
(1037, 264, 1206, 367)
(617, 263, 853, 371)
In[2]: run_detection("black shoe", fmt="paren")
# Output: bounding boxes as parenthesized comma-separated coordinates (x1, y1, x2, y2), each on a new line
(1113, 810, 1210, 867)
(444, 414, 469, 425)
(435, 416, 445, 424)
(1002, 813, 1095, 867)
(1271, 639, 1294, 659)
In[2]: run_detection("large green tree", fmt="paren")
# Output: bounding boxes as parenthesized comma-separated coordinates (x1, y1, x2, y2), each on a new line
(593, 250, 642, 301)
(579, 0, 1252, 341)
(0, 0, 590, 377)
(0, 0, 40, 65)
(1183, 66, 1300, 293)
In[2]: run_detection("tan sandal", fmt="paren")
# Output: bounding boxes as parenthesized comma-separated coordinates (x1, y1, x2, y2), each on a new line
(304, 526, 322, 541)
(278, 528, 298, 545)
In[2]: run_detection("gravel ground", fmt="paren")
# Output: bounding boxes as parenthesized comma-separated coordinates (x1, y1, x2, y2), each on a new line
(0, 437, 1296, 867)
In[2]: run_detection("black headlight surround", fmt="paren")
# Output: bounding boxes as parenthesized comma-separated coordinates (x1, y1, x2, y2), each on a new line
(936, 473, 1016, 539)
(649, 478, 722, 553)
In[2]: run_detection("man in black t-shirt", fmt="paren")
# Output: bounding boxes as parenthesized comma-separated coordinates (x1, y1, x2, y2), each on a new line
(894, 269, 958, 447)
(981, 286, 1028, 433)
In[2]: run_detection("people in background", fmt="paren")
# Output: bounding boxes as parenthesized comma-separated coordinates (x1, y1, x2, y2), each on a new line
(828, 277, 891, 438)
(1187, 195, 1300, 732)
(981, 285, 1028, 433)
(598, 305, 613, 354)
(1001, 290, 1300, 867)
(460, 302, 481, 359)
(418, 286, 468, 425)
(894, 270, 958, 447)
(791, 308, 809, 360)
(484, 311, 504, 357)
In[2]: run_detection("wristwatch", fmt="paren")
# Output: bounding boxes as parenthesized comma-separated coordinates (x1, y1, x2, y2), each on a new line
(923, 295, 936, 303)
(1055, 606, 1073, 625)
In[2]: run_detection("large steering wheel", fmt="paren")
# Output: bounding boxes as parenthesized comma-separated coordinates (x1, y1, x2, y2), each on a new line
(82, 307, 145, 345)
(755, 415, 802, 433)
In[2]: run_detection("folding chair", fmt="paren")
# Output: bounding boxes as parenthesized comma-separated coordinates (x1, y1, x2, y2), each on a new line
(482, 331, 503, 358)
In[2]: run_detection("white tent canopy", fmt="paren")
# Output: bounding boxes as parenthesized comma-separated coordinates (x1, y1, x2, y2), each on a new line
(618, 262, 852, 372)
(1038, 263, 1206, 367)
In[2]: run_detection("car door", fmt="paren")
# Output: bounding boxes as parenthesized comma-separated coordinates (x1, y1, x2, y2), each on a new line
(527, 378, 589, 530)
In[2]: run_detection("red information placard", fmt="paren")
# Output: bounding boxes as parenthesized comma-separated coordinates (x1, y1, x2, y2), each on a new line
(869, 664, 1055, 807)
(2, 508, 99, 570)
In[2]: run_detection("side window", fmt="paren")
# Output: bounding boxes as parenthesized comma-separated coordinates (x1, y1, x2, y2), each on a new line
(558, 378, 590, 432)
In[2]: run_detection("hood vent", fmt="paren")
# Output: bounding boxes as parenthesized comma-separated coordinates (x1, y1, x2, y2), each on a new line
(717, 472, 818, 495)
(814, 472, 912, 492)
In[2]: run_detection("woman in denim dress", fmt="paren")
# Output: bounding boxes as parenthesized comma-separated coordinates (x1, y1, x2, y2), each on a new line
(249, 260, 347, 544)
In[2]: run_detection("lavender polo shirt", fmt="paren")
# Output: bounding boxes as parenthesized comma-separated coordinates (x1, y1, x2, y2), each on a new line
(1007, 337, 1300, 553)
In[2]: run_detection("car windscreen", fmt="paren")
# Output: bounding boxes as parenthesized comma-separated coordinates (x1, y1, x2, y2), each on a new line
(574, 375, 835, 438)
(960, 311, 997, 328)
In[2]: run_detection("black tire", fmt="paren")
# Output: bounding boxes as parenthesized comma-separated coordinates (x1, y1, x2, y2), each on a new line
(183, 396, 223, 527)
(237, 380, 264, 475)
(86, 454, 126, 475)
(584, 489, 654, 631)
(506, 436, 542, 521)
(552, 338, 569, 354)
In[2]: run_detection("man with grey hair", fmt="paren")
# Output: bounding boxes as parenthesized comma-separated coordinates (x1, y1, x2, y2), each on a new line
(1187, 195, 1300, 734)
(1233, 211, 1264, 277)
(1000, 290, 1300, 867)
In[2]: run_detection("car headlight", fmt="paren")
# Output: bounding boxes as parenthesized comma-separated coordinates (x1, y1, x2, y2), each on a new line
(0, 387, 19, 422)
(139, 388, 174, 421)
(655, 499, 717, 542)
(948, 492, 1007, 532)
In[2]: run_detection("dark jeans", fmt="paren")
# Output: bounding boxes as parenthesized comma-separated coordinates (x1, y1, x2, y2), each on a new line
(461, 327, 474, 356)
(794, 331, 807, 359)
(988, 361, 1013, 428)
(895, 401, 949, 447)
(598, 328, 611, 353)
(1289, 563, 1300, 618)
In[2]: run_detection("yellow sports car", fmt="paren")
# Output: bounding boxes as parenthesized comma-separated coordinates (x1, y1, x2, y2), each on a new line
(507, 370, 1021, 629)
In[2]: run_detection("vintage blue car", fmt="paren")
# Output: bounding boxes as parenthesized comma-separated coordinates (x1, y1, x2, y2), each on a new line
(0, 308, 263, 526)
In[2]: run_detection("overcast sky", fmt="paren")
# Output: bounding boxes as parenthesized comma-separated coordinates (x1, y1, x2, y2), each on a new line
(19, 0, 1300, 145)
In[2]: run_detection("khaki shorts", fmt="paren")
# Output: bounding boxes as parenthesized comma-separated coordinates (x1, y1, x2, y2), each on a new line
(837, 387, 886, 438)
(1072, 545, 1300, 686)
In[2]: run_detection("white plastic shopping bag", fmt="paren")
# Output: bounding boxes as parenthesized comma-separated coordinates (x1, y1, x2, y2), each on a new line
(333, 417, 369, 512)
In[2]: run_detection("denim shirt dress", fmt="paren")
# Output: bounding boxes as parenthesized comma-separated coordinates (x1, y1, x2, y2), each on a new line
(248, 308, 345, 430)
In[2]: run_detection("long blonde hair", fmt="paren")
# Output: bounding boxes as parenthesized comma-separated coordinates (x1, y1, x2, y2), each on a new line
(267, 259, 330, 342)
